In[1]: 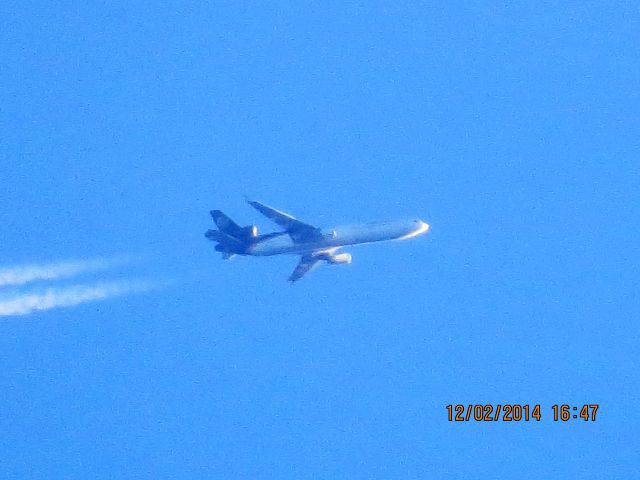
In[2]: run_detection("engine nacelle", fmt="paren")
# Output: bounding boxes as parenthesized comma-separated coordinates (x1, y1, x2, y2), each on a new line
(325, 253, 352, 265)
(323, 229, 338, 240)
(240, 225, 259, 238)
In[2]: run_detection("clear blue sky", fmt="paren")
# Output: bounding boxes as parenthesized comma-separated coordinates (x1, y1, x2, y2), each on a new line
(1, 2, 638, 478)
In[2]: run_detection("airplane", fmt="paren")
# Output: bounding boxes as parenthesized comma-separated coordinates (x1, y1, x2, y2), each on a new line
(205, 199, 430, 282)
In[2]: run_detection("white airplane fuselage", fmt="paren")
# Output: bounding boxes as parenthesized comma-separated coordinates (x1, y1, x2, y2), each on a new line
(248, 219, 429, 256)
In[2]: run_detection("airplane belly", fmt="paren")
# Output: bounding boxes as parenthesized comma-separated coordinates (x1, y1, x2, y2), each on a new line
(248, 221, 428, 255)
(249, 235, 297, 255)
(333, 220, 427, 245)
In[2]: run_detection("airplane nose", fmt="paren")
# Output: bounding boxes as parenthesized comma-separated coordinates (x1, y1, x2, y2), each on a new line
(397, 219, 430, 240)
(411, 220, 430, 236)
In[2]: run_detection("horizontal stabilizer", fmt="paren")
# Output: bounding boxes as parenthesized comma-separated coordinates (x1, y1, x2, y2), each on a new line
(204, 229, 244, 249)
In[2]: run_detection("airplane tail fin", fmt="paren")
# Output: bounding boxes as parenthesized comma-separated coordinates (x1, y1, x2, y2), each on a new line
(209, 210, 259, 240)
(210, 210, 243, 237)
(206, 210, 260, 257)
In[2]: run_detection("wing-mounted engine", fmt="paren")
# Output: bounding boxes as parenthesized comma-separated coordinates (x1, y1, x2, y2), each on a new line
(320, 252, 352, 265)
(327, 253, 352, 264)
(322, 229, 337, 240)
(289, 251, 352, 282)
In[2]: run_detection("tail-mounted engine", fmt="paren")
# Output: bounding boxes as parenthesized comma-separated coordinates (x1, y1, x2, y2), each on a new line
(239, 225, 259, 239)
(210, 210, 258, 240)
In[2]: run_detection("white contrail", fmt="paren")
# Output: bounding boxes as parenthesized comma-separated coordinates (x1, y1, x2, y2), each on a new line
(0, 257, 131, 287)
(0, 280, 156, 317)
(0, 257, 133, 287)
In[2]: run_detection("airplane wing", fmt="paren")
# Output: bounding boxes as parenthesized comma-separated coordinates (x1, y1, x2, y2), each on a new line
(288, 248, 340, 282)
(288, 255, 321, 282)
(247, 200, 323, 243)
